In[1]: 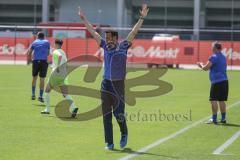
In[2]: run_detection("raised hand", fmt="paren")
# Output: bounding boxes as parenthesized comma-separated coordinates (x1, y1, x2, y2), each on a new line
(139, 4, 149, 18)
(77, 6, 102, 45)
(78, 6, 85, 20)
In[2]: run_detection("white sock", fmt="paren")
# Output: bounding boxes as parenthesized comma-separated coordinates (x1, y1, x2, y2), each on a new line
(65, 95, 77, 112)
(45, 92, 50, 112)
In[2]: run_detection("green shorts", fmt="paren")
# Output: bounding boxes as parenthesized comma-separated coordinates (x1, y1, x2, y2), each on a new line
(48, 75, 69, 87)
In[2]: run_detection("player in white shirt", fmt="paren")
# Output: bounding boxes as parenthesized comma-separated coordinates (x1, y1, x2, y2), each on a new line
(41, 39, 78, 117)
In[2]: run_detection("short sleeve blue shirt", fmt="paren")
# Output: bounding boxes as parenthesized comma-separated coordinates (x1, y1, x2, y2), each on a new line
(208, 52, 228, 84)
(31, 39, 50, 60)
(100, 39, 131, 80)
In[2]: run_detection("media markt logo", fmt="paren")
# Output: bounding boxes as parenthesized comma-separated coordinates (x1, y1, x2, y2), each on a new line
(95, 46, 180, 59)
(222, 48, 240, 60)
(128, 46, 180, 58)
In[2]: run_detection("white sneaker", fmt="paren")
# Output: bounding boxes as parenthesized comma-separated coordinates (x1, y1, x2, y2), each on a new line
(41, 109, 50, 114)
(205, 119, 217, 124)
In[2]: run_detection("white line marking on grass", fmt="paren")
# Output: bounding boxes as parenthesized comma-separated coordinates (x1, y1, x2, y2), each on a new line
(213, 130, 240, 155)
(119, 101, 240, 160)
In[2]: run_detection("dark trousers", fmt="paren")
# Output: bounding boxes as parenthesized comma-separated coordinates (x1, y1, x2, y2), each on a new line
(101, 79, 128, 144)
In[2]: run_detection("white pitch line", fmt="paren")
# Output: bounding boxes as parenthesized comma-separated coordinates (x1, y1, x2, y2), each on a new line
(213, 130, 240, 155)
(118, 100, 240, 160)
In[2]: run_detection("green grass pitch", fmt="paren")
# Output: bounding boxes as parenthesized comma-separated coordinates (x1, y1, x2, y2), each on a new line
(0, 65, 239, 160)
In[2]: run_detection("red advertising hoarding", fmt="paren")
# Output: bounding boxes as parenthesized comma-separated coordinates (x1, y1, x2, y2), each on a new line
(0, 38, 240, 65)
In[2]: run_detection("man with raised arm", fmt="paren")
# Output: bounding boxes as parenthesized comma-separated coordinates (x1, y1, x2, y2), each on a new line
(78, 4, 149, 150)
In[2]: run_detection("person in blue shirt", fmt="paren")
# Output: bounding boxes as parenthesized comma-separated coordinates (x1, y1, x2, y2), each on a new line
(27, 32, 50, 102)
(197, 42, 228, 124)
(78, 4, 149, 150)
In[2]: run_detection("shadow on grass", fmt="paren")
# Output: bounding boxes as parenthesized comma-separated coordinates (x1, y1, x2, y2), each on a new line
(221, 123, 240, 128)
(110, 147, 179, 159)
(33, 104, 55, 107)
(40, 115, 81, 121)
